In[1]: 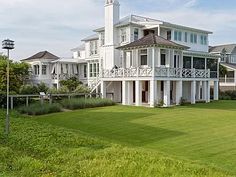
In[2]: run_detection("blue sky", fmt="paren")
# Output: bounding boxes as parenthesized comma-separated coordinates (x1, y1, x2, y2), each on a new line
(0, 0, 235, 60)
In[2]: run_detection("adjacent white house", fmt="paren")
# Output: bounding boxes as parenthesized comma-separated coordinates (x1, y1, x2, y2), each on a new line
(24, 0, 219, 107)
(210, 44, 236, 91)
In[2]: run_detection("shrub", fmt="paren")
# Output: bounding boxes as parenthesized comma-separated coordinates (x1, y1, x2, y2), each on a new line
(47, 86, 69, 94)
(73, 84, 91, 94)
(18, 103, 62, 115)
(37, 82, 49, 93)
(19, 84, 39, 95)
(219, 90, 236, 100)
(61, 98, 115, 110)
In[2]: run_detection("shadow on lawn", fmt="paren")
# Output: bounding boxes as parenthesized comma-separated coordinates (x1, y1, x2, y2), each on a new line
(36, 111, 185, 147)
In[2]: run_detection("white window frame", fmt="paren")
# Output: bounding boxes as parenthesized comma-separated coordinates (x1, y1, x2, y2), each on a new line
(139, 49, 148, 66)
(42, 65, 47, 75)
(134, 28, 139, 41)
(90, 40, 98, 56)
(184, 32, 188, 42)
(120, 28, 127, 43)
(100, 32, 105, 46)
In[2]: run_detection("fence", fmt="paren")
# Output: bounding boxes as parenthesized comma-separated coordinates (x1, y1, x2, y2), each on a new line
(9, 93, 101, 110)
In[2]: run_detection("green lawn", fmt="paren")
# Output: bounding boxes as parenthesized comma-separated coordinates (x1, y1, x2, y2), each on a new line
(35, 101, 236, 175)
(0, 101, 236, 176)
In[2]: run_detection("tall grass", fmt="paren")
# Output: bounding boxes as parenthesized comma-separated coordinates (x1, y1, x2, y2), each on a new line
(18, 103, 62, 115)
(61, 98, 115, 110)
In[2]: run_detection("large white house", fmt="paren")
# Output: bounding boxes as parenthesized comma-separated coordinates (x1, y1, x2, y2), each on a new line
(24, 0, 219, 107)
(210, 44, 236, 91)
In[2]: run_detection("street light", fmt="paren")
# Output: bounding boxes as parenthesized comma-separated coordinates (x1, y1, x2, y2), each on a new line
(2, 39, 14, 136)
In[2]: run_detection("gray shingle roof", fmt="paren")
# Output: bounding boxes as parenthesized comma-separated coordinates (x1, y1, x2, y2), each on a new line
(117, 33, 189, 50)
(221, 62, 236, 70)
(209, 44, 236, 54)
(22, 51, 59, 61)
(81, 34, 99, 41)
(71, 44, 85, 52)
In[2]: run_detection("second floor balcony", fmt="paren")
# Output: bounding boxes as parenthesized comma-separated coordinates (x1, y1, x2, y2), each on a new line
(102, 67, 216, 79)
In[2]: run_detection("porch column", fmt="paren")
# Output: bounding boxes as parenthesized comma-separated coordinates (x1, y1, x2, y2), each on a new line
(196, 81, 201, 101)
(157, 48, 161, 67)
(135, 80, 142, 106)
(122, 81, 128, 105)
(150, 80, 157, 107)
(176, 81, 183, 105)
(207, 81, 211, 103)
(191, 81, 196, 104)
(101, 81, 106, 99)
(127, 81, 133, 105)
(164, 80, 171, 107)
(202, 81, 207, 102)
(214, 81, 219, 101)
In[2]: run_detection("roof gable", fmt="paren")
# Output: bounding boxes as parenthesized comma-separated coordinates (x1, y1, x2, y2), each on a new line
(209, 44, 236, 54)
(22, 51, 59, 61)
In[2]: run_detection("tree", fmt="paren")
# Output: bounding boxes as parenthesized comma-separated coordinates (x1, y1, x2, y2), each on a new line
(59, 77, 82, 92)
(0, 55, 29, 94)
(219, 64, 228, 77)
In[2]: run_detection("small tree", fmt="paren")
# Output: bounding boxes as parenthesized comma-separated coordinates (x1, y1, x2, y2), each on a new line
(219, 65, 228, 77)
(59, 77, 82, 92)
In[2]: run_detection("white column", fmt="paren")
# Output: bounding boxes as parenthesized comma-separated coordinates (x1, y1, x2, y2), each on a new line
(127, 81, 133, 105)
(207, 81, 211, 103)
(196, 81, 201, 101)
(135, 80, 142, 106)
(214, 81, 219, 101)
(122, 81, 128, 105)
(101, 81, 106, 99)
(164, 80, 171, 107)
(176, 81, 183, 105)
(150, 80, 157, 107)
(191, 81, 196, 104)
(157, 48, 161, 67)
(152, 47, 156, 77)
(202, 81, 207, 102)
(234, 70, 236, 84)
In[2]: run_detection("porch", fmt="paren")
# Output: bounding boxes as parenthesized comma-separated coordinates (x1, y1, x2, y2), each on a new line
(101, 80, 219, 107)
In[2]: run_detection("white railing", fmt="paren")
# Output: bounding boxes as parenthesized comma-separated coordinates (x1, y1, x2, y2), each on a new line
(219, 77, 235, 83)
(51, 74, 80, 80)
(102, 67, 211, 79)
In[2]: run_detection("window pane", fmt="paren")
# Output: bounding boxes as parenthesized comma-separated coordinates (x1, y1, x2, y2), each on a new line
(183, 56, 191, 69)
(161, 54, 166, 65)
(141, 55, 147, 65)
(193, 57, 205, 69)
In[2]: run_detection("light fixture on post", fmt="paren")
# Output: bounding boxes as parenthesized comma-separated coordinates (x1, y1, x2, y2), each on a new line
(2, 39, 15, 136)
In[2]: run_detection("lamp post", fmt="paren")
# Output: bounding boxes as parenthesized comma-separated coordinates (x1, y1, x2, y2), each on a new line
(2, 39, 14, 135)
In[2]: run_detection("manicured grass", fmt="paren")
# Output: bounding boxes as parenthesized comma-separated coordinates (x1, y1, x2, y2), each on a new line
(35, 100, 236, 175)
(0, 110, 229, 176)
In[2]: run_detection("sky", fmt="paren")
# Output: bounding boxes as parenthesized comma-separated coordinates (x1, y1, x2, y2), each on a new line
(0, 0, 236, 60)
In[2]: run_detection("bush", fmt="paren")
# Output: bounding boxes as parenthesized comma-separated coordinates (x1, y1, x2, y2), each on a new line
(219, 90, 236, 100)
(47, 86, 69, 94)
(19, 84, 39, 95)
(61, 98, 115, 110)
(37, 82, 49, 93)
(73, 84, 91, 94)
(18, 103, 62, 115)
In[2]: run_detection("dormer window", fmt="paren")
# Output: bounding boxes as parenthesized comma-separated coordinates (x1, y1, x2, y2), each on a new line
(121, 28, 127, 43)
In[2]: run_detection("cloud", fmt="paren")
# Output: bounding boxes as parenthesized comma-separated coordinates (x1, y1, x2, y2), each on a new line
(0, 0, 235, 60)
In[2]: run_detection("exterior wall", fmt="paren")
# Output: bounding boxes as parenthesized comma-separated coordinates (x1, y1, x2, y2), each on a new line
(159, 27, 209, 52)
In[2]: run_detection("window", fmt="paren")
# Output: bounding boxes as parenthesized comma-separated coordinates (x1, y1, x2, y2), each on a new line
(84, 65, 87, 78)
(183, 56, 191, 69)
(193, 57, 205, 69)
(134, 28, 139, 41)
(167, 31, 171, 40)
(89, 63, 99, 77)
(140, 49, 148, 66)
(42, 65, 47, 75)
(161, 54, 166, 66)
(174, 30, 182, 41)
(90, 40, 98, 56)
(101, 32, 105, 46)
(184, 32, 188, 42)
(174, 55, 180, 68)
(77, 51, 80, 58)
(200, 35, 207, 45)
(33, 65, 39, 75)
(121, 28, 127, 43)
(190, 33, 197, 44)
